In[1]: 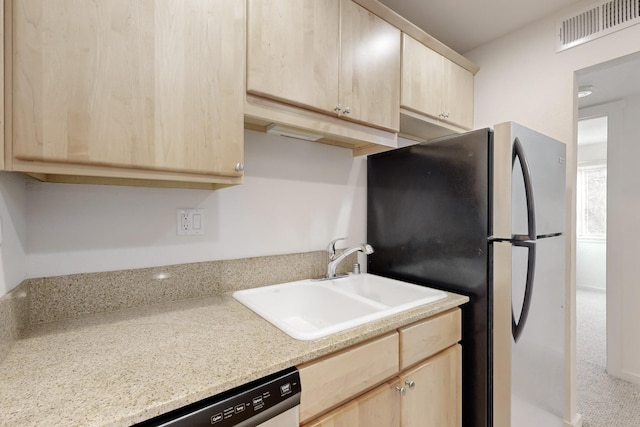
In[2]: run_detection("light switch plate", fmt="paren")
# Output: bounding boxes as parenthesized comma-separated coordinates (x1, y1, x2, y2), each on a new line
(177, 209, 205, 236)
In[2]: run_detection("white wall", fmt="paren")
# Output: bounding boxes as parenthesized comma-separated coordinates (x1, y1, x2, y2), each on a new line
(606, 93, 640, 384)
(0, 173, 28, 295)
(575, 97, 640, 385)
(576, 121, 608, 292)
(576, 240, 606, 290)
(577, 142, 607, 162)
(468, 15, 640, 142)
(0, 129, 367, 291)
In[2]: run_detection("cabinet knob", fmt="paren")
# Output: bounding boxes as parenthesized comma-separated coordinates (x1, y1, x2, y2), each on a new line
(405, 380, 416, 390)
(396, 386, 407, 396)
(235, 162, 244, 173)
(334, 104, 342, 112)
(343, 106, 351, 114)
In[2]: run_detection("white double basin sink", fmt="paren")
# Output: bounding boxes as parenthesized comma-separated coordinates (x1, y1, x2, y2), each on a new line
(232, 274, 446, 340)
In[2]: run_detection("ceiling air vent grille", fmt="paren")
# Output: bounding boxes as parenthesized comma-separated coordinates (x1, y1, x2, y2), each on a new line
(557, 0, 640, 52)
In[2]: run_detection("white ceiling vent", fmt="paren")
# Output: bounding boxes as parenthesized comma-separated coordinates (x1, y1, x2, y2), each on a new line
(557, 0, 640, 52)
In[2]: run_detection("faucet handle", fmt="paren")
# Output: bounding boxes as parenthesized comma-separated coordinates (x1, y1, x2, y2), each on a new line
(327, 237, 348, 260)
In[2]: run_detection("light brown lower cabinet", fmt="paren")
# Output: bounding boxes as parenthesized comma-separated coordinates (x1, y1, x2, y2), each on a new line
(303, 379, 401, 427)
(302, 345, 461, 427)
(399, 345, 462, 427)
(300, 308, 462, 427)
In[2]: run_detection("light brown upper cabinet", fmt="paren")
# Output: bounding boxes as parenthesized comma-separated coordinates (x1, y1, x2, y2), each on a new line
(246, 0, 340, 119)
(247, 0, 401, 133)
(9, 0, 245, 189)
(339, 0, 400, 131)
(401, 34, 473, 131)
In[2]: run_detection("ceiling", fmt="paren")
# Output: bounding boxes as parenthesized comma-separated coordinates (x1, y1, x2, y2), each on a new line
(577, 52, 640, 109)
(576, 52, 640, 146)
(377, 0, 584, 53)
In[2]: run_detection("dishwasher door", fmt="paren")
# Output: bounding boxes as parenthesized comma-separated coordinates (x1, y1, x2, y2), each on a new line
(134, 367, 301, 427)
(256, 406, 299, 427)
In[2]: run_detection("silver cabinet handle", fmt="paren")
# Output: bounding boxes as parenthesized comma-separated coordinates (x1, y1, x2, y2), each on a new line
(334, 104, 342, 112)
(343, 106, 351, 114)
(396, 386, 407, 396)
(235, 163, 244, 172)
(405, 380, 415, 389)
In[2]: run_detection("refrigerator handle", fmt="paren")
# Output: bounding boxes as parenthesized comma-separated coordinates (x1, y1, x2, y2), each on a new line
(512, 241, 536, 342)
(512, 137, 537, 240)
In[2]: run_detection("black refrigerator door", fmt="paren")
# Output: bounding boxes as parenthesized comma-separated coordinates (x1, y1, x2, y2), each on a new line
(367, 128, 492, 427)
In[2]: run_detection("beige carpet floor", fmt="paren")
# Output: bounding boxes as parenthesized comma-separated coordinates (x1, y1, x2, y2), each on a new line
(577, 288, 640, 427)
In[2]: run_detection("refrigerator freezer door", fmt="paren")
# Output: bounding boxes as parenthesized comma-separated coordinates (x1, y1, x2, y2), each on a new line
(510, 123, 566, 237)
(493, 122, 566, 240)
(511, 236, 565, 427)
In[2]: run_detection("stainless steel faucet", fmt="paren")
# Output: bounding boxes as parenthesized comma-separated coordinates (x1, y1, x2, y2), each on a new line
(326, 237, 374, 278)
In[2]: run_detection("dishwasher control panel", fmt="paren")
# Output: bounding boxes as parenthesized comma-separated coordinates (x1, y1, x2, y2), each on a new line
(134, 367, 301, 427)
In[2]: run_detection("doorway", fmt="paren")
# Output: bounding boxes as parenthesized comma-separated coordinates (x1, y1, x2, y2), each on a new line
(575, 113, 608, 413)
(575, 52, 640, 426)
(575, 114, 607, 363)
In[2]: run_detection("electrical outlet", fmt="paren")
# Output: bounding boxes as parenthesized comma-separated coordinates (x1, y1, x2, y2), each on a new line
(177, 209, 204, 236)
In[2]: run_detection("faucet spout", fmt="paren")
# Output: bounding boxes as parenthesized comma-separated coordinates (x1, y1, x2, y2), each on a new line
(327, 243, 374, 278)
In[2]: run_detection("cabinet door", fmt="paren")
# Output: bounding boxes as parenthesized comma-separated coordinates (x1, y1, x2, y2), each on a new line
(442, 58, 474, 130)
(340, 0, 400, 132)
(12, 0, 244, 176)
(400, 34, 443, 120)
(400, 345, 462, 427)
(246, 0, 340, 115)
(400, 34, 474, 131)
(303, 380, 401, 427)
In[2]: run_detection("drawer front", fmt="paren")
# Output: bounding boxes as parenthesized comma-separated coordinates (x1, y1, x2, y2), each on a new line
(298, 332, 400, 423)
(399, 308, 461, 370)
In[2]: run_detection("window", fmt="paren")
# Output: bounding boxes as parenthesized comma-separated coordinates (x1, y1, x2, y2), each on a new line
(577, 164, 607, 238)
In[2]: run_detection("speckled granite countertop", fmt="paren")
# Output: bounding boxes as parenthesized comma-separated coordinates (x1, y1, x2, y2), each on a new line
(0, 291, 467, 427)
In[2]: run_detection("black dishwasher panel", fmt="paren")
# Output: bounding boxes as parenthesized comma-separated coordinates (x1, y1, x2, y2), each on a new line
(133, 367, 301, 427)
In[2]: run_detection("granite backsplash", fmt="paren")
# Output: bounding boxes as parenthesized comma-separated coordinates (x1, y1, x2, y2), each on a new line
(0, 250, 356, 362)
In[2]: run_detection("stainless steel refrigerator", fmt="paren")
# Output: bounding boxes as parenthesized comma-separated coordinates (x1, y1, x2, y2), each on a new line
(367, 122, 566, 427)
